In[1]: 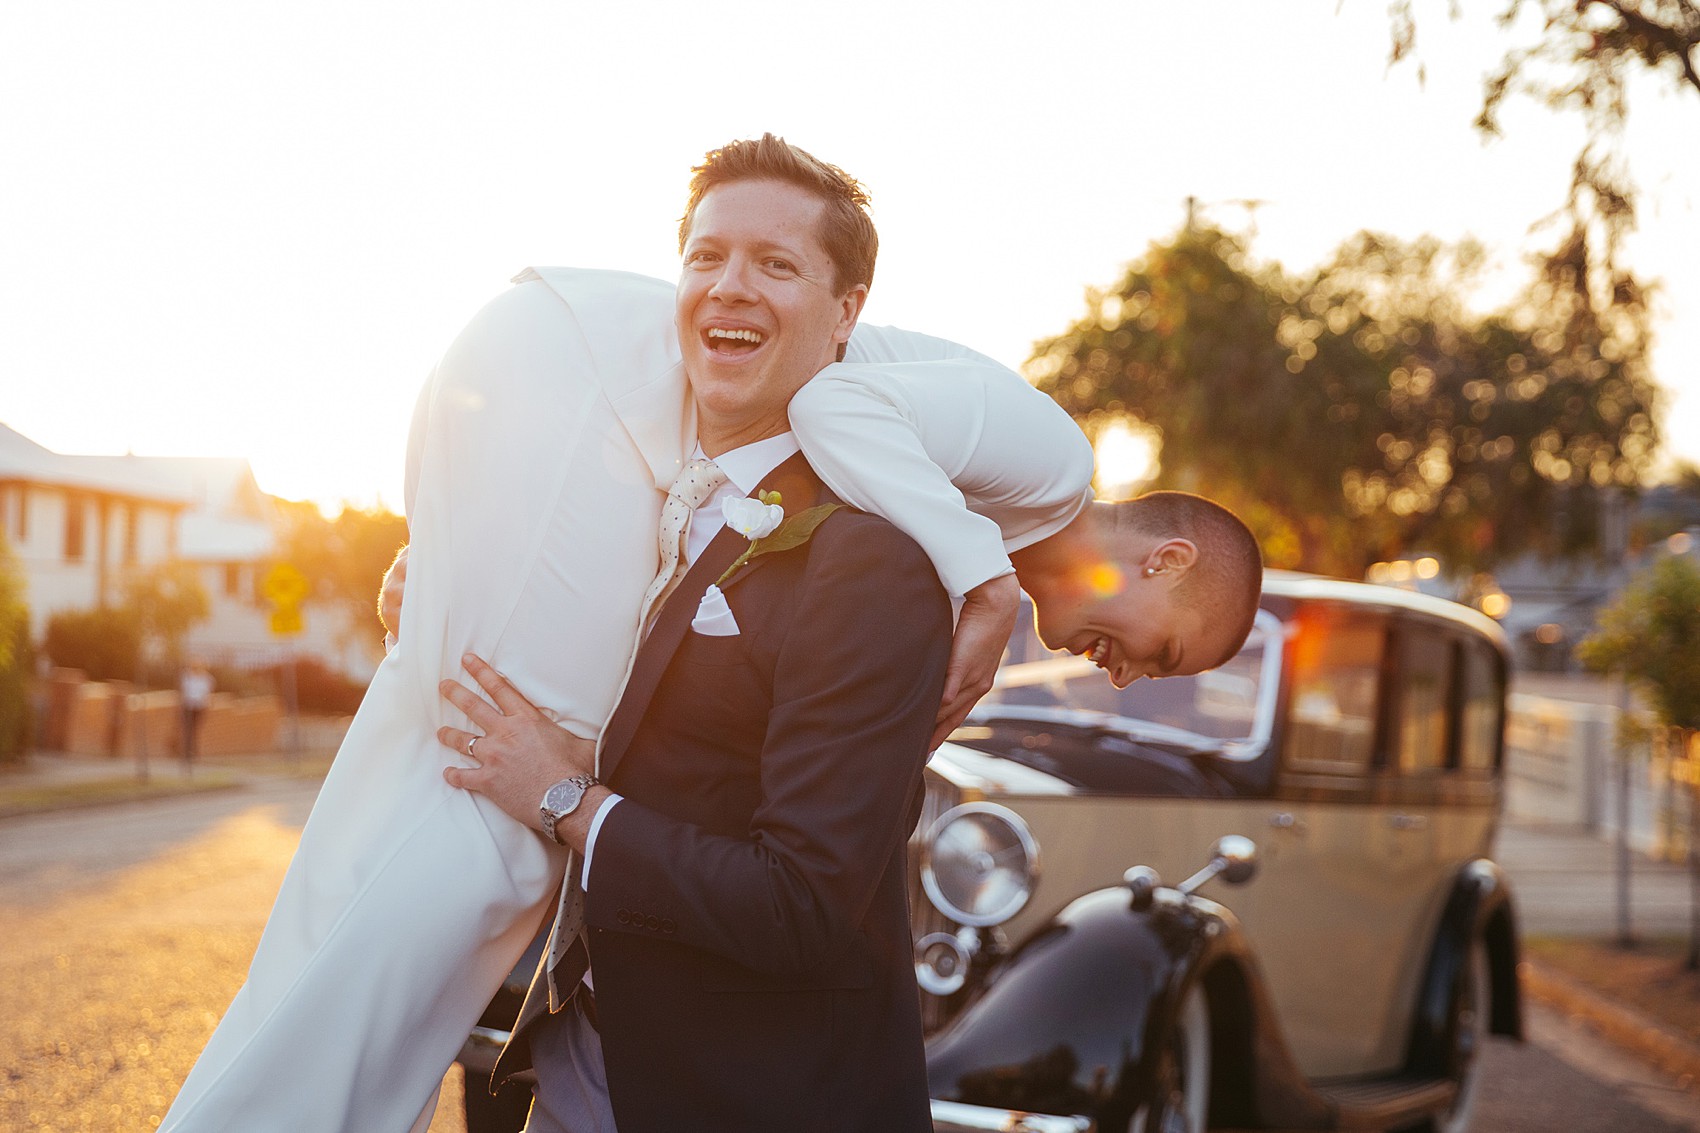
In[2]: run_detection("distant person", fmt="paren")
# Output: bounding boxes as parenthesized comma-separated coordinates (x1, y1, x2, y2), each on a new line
(179, 660, 213, 766)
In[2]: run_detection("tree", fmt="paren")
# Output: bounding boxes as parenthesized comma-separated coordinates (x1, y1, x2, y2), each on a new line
(276, 500, 408, 640)
(1028, 225, 1658, 576)
(0, 537, 31, 765)
(121, 560, 211, 671)
(1389, 1, 1699, 402)
(1578, 552, 1700, 966)
(41, 563, 211, 686)
(44, 607, 142, 683)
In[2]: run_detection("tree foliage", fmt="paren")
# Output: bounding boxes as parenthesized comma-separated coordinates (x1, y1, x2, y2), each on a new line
(121, 560, 211, 665)
(43, 563, 211, 684)
(1577, 553, 1700, 731)
(1390, 1, 1699, 381)
(276, 500, 408, 637)
(0, 537, 32, 763)
(1028, 225, 1658, 576)
(44, 606, 142, 683)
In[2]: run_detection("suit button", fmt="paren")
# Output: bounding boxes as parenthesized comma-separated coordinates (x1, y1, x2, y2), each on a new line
(644, 915, 661, 932)
(616, 908, 632, 925)
(661, 918, 676, 934)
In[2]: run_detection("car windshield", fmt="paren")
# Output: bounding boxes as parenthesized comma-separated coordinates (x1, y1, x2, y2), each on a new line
(978, 607, 1280, 755)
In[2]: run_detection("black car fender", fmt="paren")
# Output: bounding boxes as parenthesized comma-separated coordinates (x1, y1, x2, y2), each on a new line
(1407, 857, 1524, 1072)
(925, 884, 1330, 1131)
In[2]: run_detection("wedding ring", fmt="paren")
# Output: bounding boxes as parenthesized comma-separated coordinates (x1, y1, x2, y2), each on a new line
(466, 736, 479, 758)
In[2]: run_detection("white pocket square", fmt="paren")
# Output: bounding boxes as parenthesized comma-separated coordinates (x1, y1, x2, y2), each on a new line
(691, 584, 741, 637)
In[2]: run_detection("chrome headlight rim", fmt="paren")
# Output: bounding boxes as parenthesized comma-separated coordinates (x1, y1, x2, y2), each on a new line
(921, 800, 1040, 928)
(914, 931, 974, 996)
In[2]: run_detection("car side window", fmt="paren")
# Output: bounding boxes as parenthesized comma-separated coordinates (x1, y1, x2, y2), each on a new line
(1393, 625, 1455, 775)
(1459, 638, 1505, 774)
(1285, 608, 1384, 771)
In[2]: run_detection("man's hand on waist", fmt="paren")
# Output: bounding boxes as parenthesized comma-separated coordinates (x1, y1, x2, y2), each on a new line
(438, 652, 599, 842)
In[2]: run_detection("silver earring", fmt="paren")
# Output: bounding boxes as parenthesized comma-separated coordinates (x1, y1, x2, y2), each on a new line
(1143, 566, 1160, 578)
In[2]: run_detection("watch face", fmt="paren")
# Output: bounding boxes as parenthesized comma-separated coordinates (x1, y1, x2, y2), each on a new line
(544, 778, 585, 816)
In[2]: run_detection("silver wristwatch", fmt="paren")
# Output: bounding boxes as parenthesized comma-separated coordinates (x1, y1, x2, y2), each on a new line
(539, 774, 600, 845)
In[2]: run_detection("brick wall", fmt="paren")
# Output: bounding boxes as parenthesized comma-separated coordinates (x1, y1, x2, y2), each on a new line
(41, 670, 282, 757)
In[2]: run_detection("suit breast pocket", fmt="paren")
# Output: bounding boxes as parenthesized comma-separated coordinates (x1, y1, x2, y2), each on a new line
(675, 630, 752, 670)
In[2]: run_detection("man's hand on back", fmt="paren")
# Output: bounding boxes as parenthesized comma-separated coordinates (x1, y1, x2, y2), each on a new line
(437, 653, 601, 847)
(379, 545, 408, 640)
(931, 572, 1019, 749)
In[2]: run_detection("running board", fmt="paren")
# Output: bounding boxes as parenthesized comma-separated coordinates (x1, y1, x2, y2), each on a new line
(1313, 1075, 1457, 1128)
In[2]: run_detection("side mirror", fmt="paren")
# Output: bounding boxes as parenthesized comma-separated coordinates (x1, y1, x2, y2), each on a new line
(1211, 835, 1259, 885)
(1176, 835, 1261, 896)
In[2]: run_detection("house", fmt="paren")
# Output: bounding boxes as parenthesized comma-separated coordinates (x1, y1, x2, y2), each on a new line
(0, 421, 188, 637)
(79, 454, 285, 661)
(0, 421, 380, 680)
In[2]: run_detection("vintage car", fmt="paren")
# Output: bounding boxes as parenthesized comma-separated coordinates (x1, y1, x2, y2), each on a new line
(917, 571, 1522, 1133)
(459, 570, 1522, 1133)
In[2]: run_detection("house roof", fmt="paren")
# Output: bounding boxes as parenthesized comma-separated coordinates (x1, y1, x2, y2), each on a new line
(0, 421, 191, 505)
(0, 423, 277, 560)
(73, 455, 279, 561)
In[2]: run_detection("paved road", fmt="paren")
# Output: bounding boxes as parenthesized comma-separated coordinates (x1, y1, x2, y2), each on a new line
(3, 784, 1697, 1132)
(0, 777, 465, 1133)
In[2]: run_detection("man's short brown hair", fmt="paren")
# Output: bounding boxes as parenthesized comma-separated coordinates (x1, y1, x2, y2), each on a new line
(678, 133, 878, 296)
(1103, 491, 1264, 667)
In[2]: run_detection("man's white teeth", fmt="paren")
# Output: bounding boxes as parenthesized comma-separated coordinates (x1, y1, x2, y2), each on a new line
(707, 328, 764, 344)
(1087, 637, 1109, 665)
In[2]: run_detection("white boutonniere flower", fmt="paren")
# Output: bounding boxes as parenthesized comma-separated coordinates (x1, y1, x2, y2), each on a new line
(715, 490, 844, 589)
(721, 492, 785, 540)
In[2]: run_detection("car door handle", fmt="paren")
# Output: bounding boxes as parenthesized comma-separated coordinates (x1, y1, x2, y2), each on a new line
(1268, 812, 1306, 833)
(1387, 812, 1429, 832)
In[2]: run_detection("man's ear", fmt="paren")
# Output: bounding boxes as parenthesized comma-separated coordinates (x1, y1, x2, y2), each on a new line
(1144, 538, 1199, 580)
(833, 284, 869, 345)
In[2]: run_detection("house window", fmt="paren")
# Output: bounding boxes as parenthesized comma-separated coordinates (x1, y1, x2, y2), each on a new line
(64, 493, 86, 562)
(124, 503, 139, 563)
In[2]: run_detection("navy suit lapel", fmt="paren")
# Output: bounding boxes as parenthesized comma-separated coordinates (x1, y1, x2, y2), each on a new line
(597, 451, 824, 785)
(599, 526, 745, 783)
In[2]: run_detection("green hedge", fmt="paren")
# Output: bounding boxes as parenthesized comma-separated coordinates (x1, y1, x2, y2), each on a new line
(0, 541, 32, 763)
(43, 606, 142, 683)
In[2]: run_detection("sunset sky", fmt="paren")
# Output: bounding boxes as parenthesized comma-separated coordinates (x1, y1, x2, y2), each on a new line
(2, 1, 1695, 510)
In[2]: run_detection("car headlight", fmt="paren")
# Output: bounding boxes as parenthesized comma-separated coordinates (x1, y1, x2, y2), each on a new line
(921, 802, 1039, 927)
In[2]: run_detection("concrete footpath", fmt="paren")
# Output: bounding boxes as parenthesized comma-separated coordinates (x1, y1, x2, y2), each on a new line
(1492, 820, 1700, 1084)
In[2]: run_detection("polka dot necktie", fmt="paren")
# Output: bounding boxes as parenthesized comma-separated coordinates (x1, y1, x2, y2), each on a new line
(545, 457, 729, 1001)
(637, 458, 729, 633)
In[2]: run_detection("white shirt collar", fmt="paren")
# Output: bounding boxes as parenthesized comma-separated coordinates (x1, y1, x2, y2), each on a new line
(695, 432, 800, 495)
(683, 432, 800, 565)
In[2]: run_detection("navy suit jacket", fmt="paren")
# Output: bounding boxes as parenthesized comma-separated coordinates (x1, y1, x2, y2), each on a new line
(499, 451, 951, 1132)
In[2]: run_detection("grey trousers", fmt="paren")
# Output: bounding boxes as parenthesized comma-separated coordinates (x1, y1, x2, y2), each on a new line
(522, 995, 619, 1133)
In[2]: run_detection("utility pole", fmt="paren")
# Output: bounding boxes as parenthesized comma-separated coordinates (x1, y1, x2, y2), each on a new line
(1615, 671, 1635, 946)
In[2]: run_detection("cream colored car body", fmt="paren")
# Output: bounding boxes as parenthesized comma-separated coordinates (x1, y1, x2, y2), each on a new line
(916, 572, 1509, 1082)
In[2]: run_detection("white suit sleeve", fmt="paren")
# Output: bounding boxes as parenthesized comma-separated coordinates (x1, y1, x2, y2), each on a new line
(790, 348, 1095, 598)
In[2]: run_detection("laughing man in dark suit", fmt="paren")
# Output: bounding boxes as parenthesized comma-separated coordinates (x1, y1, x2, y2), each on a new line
(437, 136, 949, 1132)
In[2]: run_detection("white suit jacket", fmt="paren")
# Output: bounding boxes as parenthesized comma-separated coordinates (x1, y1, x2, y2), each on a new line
(441, 267, 1097, 600)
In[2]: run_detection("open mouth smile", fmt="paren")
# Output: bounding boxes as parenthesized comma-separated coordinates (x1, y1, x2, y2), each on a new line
(705, 326, 766, 356)
(1084, 636, 1110, 667)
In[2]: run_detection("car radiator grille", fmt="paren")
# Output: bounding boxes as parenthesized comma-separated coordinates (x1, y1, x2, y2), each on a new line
(907, 768, 962, 1033)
